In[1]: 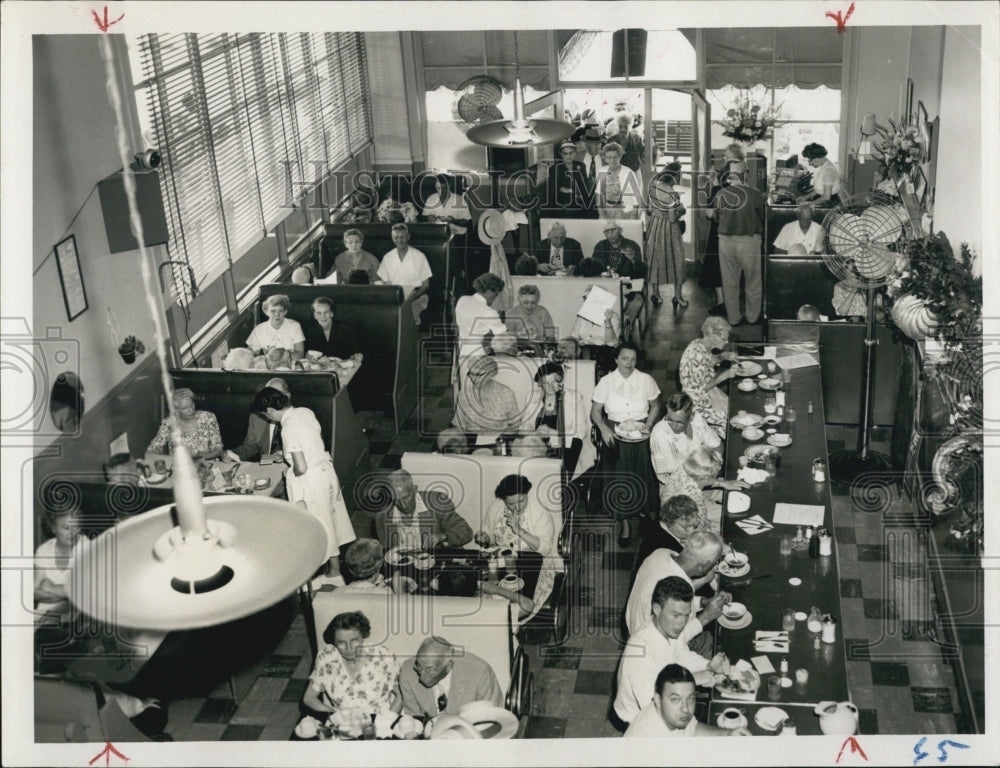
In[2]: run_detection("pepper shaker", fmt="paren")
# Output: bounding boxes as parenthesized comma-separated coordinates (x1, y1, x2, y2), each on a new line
(821, 615, 838, 644)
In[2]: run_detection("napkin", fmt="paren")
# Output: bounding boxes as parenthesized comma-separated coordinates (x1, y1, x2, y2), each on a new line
(735, 515, 773, 535)
(751, 655, 776, 675)
(737, 467, 770, 485)
(753, 631, 789, 653)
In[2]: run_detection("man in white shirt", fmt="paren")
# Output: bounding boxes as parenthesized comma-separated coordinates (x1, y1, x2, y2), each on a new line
(613, 576, 729, 726)
(454, 272, 507, 360)
(624, 664, 752, 737)
(377, 223, 433, 326)
(772, 203, 825, 254)
(625, 530, 730, 638)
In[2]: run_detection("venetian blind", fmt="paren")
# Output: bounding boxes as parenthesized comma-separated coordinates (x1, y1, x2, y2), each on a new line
(132, 32, 371, 286)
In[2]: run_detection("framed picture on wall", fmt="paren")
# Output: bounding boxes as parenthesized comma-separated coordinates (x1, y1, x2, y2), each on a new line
(53, 235, 89, 321)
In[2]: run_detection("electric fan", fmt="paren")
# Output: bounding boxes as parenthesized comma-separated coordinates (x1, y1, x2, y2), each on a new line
(820, 193, 911, 483)
(451, 75, 505, 132)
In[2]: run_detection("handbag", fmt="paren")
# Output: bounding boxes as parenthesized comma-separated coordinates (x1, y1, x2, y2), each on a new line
(678, 219, 687, 235)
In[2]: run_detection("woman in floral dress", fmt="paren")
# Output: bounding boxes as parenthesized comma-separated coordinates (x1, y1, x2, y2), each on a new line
(678, 317, 739, 435)
(645, 164, 687, 308)
(304, 611, 400, 726)
(145, 388, 223, 460)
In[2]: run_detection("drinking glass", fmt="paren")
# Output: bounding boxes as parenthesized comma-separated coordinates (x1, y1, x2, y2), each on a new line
(766, 676, 782, 701)
(782, 608, 796, 631)
(764, 395, 778, 414)
(779, 535, 793, 556)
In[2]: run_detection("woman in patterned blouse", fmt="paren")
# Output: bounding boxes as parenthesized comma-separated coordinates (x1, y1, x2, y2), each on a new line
(678, 317, 740, 435)
(144, 388, 223, 460)
(304, 611, 400, 721)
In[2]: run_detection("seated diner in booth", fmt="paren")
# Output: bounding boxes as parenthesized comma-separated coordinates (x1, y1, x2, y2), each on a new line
(145, 387, 224, 461)
(377, 223, 432, 326)
(303, 296, 363, 361)
(328, 227, 381, 285)
(504, 284, 556, 343)
(772, 203, 824, 254)
(246, 293, 305, 361)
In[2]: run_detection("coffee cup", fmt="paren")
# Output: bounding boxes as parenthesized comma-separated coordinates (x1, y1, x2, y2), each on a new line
(722, 602, 746, 620)
(154, 459, 168, 474)
(721, 708, 743, 726)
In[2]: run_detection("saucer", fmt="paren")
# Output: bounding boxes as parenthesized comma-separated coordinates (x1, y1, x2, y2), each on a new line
(742, 427, 765, 441)
(762, 414, 781, 425)
(767, 434, 793, 447)
(716, 710, 749, 730)
(759, 378, 783, 390)
(735, 361, 763, 377)
(737, 380, 758, 392)
(731, 413, 764, 429)
(719, 561, 751, 578)
(718, 610, 753, 630)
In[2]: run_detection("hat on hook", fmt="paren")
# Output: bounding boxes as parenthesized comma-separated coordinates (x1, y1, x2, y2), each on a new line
(477, 209, 508, 246)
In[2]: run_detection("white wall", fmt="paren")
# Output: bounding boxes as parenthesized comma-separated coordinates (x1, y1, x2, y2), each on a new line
(933, 26, 982, 265)
(33, 36, 167, 452)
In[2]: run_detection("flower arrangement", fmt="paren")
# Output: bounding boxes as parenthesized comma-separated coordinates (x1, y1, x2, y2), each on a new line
(885, 233, 981, 347)
(719, 89, 782, 144)
(872, 117, 924, 180)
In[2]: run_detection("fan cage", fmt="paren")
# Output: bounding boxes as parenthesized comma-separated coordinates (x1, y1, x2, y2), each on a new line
(821, 193, 911, 288)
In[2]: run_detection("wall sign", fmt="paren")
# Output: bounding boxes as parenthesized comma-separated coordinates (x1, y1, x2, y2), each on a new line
(53, 235, 88, 321)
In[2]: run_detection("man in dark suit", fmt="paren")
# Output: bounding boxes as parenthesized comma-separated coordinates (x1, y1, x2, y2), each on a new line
(533, 221, 584, 274)
(397, 636, 504, 718)
(371, 469, 473, 551)
(225, 378, 289, 462)
(543, 139, 594, 219)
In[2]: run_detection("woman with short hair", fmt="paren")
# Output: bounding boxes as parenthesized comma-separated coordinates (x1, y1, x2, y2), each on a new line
(329, 228, 381, 284)
(645, 164, 687, 308)
(246, 294, 305, 360)
(303, 611, 400, 723)
(597, 141, 642, 217)
(659, 446, 746, 526)
(505, 284, 556, 342)
(678, 317, 740, 434)
(145, 387, 224, 460)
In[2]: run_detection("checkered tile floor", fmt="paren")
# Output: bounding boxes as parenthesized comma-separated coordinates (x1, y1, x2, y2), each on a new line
(162, 274, 966, 739)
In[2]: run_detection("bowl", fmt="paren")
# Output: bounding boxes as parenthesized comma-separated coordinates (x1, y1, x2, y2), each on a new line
(737, 379, 758, 392)
(722, 601, 747, 620)
(742, 427, 765, 441)
(723, 551, 749, 569)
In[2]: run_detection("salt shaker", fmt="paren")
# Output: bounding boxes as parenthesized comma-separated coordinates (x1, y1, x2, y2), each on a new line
(807, 401, 814, 422)
(819, 529, 833, 557)
(812, 458, 827, 483)
(821, 615, 838, 644)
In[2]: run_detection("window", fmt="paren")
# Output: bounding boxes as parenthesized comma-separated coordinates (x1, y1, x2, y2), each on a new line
(129, 33, 372, 288)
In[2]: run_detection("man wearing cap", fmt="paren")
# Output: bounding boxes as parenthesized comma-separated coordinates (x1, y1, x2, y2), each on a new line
(545, 139, 593, 218)
(533, 221, 584, 275)
(709, 162, 765, 326)
(592, 220, 643, 276)
(377, 223, 433, 326)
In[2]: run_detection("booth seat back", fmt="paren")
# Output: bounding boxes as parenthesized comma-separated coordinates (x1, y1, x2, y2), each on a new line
(400, 453, 563, 549)
(764, 255, 838, 320)
(310, 591, 512, 690)
(509, 276, 622, 342)
(539, 218, 644, 261)
(767, 320, 903, 426)
(319, 223, 453, 324)
(169, 369, 338, 451)
(256, 284, 416, 417)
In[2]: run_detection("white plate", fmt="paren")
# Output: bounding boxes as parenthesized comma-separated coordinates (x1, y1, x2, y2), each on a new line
(727, 491, 751, 514)
(719, 561, 751, 578)
(767, 434, 793, 447)
(730, 413, 764, 429)
(742, 428, 765, 441)
(385, 547, 418, 566)
(763, 414, 781, 425)
(754, 706, 790, 732)
(759, 378, 783, 391)
(737, 380, 758, 392)
(735, 361, 763, 377)
(720, 601, 748, 622)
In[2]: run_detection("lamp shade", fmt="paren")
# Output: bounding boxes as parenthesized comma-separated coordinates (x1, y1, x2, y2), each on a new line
(466, 77, 575, 148)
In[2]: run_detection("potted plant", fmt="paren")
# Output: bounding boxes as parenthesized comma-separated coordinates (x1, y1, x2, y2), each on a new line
(885, 233, 981, 346)
(117, 335, 146, 364)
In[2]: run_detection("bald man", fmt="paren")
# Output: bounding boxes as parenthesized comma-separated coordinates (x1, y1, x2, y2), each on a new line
(533, 222, 584, 274)
(626, 530, 731, 642)
(370, 469, 473, 551)
(396, 636, 503, 718)
(225, 378, 291, 462)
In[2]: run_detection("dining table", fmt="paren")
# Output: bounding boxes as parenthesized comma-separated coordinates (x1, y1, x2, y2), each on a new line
(708, 348, 851, 737)
(142, 452, 287, 497)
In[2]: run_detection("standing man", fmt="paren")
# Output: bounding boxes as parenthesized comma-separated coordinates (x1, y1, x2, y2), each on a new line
(711, 161, 765, 326)
(582, 125, 606, 186)
(546, 139, 592, 219)
(533, 222, 584, 275)
(378, 223, 433, 326)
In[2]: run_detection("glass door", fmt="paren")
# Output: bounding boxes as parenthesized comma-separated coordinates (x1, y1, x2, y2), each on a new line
(691, 90, 711, 257)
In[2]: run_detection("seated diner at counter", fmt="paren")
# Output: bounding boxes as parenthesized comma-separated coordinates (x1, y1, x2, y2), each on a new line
(678, 316, 739, 435)
(145, 387, 224, 460)
(246, 293, 305, 360)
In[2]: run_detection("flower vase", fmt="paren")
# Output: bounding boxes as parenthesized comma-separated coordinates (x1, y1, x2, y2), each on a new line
(890, 293, 940, 341)
(119, 349, 136, 364)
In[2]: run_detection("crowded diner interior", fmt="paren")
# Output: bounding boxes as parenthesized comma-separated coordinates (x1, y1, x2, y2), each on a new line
(10, 5, 996, 762)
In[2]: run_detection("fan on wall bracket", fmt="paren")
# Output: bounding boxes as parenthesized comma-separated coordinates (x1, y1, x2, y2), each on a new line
(820, 194, 911, 484)
(452, 76, 505, 133)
